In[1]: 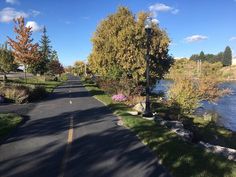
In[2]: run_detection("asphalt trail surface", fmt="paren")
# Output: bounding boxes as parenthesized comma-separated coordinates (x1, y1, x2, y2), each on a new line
(0, 76, 171, 177)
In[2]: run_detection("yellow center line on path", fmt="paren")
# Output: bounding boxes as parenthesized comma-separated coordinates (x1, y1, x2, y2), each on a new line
(59, 115, 74, 177)
(68, 116, 74, 144)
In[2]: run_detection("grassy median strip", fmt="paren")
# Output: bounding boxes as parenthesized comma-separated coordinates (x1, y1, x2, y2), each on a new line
(7, 77, 62, 93)
(84, 82, 236, 177)
(0, 113, 22, 139)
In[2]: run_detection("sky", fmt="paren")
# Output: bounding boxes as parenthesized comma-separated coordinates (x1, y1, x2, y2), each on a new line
(0, 0, 236, 66)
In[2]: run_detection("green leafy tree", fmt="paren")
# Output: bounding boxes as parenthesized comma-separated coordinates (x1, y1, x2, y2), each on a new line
(0, 43, 17, 83)
(88, 7, 173, 88)
(74, 61, 86, 76)
(223, 46, 232, 66)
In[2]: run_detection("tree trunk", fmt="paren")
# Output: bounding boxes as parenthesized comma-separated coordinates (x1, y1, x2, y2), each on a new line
(2, 73, 7, 86)
(24, 65, 27, 83)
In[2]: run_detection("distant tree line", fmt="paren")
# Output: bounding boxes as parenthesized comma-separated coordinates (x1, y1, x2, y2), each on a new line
(190, 46, 232, 66)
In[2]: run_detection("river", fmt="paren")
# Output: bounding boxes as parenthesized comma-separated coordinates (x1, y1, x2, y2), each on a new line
(153, 80, 236, 132)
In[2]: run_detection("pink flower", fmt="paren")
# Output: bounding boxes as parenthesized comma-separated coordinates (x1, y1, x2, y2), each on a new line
(112, 94, 127, 102)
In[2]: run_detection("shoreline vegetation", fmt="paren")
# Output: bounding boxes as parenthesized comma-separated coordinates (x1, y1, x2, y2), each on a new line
(82, 78, 236, 177)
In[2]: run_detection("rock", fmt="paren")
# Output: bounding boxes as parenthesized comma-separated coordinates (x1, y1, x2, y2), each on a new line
(133, 102, 146, 113)
(199, 141, 236, 162)
(171, 128, 193, 141)
(127, 111, 139, 116)
(154, 116, 193, 141)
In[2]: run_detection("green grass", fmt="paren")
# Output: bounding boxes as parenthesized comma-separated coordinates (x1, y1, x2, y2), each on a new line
(0, 113, 22, 139)
(7, 77, 62, 93)
(187, 116, 236, 149)
(153, 103, 236, 150)
(83, 81, 236, 177)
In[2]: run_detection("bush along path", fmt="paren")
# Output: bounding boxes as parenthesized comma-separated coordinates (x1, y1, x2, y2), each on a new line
(0, 113, 22, 140)
(83, 80, 236, 177)
(0, 75, 67, 104)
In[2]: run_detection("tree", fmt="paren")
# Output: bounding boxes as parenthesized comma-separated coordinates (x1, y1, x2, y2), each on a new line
(0, 43, 17, 83)
(223, 46, 232, 66)
(50, 50, 59, 61)
(190, 51, 225, 64)
(88, 7, 173, 88)
(8, 17, 40, 82)
(29, 26, 52, 75)
(168, 59, 227, 114)
(48, 60, 64, 76)
(74, 61, 86, 76)
(199, 51, 205, 61)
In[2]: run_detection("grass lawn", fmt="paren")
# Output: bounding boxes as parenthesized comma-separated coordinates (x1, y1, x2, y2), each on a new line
(83, 81, 236, 177)
(7, 77, 62, 93)
(0, 113, 22, 139)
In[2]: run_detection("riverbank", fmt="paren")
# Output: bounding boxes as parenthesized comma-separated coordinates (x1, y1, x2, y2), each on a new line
(83, 79, 236, 177)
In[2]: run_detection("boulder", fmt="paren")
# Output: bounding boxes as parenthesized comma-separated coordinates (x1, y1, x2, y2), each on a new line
(133, 102, 146, 113)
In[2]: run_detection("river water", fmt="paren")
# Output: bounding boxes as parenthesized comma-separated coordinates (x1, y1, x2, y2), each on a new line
(153, 80, 236, 132)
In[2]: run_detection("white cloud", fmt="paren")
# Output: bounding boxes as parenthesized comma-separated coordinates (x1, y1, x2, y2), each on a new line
(26, 21, 42, 32)
(229, 37, 236, 42)
(151, 18, 159, 24)
(185, 35, 208, 43)
(149, 3, 179, 17)
(6, 0, 19, 5)
(30, 10, 40, 17)
(0, 7, 28, 22)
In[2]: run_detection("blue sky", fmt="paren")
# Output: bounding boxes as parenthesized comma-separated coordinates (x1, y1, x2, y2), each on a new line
(0, 0, 236, 66)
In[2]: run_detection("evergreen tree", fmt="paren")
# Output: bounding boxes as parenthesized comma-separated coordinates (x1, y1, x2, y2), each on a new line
(40, 26, 52, 61)
(29, 26, 52, 75)
(199, 51, 205, 61)
(50, 50, 59, 61)
(223, 46, 232, 66)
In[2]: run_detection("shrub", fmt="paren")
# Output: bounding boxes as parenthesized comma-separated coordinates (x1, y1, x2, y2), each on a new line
(29, 86, 47, 101)
(45, 75, 57, 81)
(59, 74, 68, 81)
(168, 77, 200, 114)
(96, 78, 118, 95)
(0, 85, 30, 104)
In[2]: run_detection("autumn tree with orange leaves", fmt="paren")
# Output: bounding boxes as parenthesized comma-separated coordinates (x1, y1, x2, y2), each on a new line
(8, 17, 40, 82)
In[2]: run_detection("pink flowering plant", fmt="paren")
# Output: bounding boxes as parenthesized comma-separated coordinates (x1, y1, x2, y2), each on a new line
(112, 93, 127, 102)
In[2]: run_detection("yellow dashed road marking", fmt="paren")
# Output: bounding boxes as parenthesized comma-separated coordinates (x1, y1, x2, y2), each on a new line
(59, 115, 74, 177)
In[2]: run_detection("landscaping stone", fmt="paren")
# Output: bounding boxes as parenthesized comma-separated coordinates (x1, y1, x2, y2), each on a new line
(155, 116, 236, 161)
(127, 111, 139, 116)
(133, 102, 146, 113)
(199, 141, 236, 162)
(155, 116, 193, 141)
